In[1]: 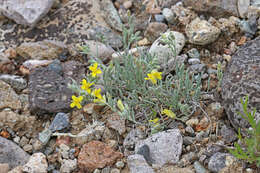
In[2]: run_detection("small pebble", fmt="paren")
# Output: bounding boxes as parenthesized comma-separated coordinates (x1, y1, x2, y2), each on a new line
(162, 8, 175, 24)
(39, 129, 53, 145)
(23, 144, 33, 153)
(123, 1, 132, 9)
(13, 136, 20, 144)
(49, 112, 70, 132)
(154, 14, 165, 23)
(115, 161, 125, 169)
(194, 161, 208, 173)
(187, 48, 200, 59)
(19, 136, 29, 147)
(186, 118, 199, 127)
(183, 136, 195, 145)
(188, 58, 200, 65)
(185, 126, 195, 136)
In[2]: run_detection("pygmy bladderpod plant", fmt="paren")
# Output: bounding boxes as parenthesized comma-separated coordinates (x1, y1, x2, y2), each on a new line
(68, 15, 202, 134)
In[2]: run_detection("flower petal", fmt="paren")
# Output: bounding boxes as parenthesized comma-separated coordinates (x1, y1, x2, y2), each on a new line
(76, 103, 82, 109)
(72, 95, 77, 101)
(70, 102, 75, 108)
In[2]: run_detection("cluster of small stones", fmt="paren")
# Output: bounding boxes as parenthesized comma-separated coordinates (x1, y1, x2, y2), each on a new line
(0, 0, 259, 173)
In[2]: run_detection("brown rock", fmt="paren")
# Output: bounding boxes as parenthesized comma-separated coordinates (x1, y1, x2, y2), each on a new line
(78, 141, 123, 172)
(106, 113, 126, 135)
(0, 81, 21, 110)
(144, 22, 168, 42)
(16, 40, 67, 60)
(0, 109, 36, 133)
(0, 163, 9, 173)
(183, 0, 239, 18)
(0, 53, 15, 74)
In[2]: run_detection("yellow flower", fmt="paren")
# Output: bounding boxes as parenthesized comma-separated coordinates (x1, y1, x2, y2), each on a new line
(92, 88, 102, 99)
(117, 99, 125, 111)
(149, 118, 160, 124)
(81, 79, 93, 94)
(70, 95, 83, 109)
(89, 62, 102, 77)
(145, 70, 162, 84)
(94, 95, 106, 104)
(161, 109, 176, 119)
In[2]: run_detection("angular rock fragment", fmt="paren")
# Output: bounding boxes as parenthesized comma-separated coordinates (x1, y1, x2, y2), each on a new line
(0, 0, 54, 27)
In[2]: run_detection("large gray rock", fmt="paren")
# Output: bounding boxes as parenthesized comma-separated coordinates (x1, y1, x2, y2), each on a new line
(0, 0, 54, 27)
(135, 129, 183, 167)
(29, 61, 85, 115)
(221, 36, 260, 131)
(0, 137, 30, 169)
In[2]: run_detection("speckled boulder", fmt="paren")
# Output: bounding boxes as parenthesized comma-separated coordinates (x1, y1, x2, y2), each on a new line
(185, 18, 220, 45)
(221, 36, 260, 131)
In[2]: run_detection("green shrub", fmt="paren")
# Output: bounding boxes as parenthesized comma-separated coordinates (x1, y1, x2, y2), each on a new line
(229, 96, 260, 167)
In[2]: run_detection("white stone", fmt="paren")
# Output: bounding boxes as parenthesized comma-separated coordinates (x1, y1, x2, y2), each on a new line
(135, 129, 183, 167)
(60, 159, 77, 173)
(162, 8, 175, 24)
(23, 153, 48, 173)
(0, 0, 54, 27)
(149, 31, 185, 65)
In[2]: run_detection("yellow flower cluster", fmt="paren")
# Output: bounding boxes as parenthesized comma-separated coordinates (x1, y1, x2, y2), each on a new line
(161, 109, 176, 119)
(71, 63, 105, 109)
(81, 79, 93, 94)
(70, 95, 83, 109)
(145, 69, 162, 84)
(89, 62, 102, 77)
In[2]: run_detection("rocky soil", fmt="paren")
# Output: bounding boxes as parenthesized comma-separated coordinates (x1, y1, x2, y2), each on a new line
(0, 0, 260, 173)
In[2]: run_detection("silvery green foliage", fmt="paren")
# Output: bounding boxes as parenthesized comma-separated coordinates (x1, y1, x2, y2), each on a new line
(69, 15, 202, 133)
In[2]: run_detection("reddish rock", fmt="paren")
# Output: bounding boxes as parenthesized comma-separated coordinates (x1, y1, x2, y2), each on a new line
(78, 141, 123, 172)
